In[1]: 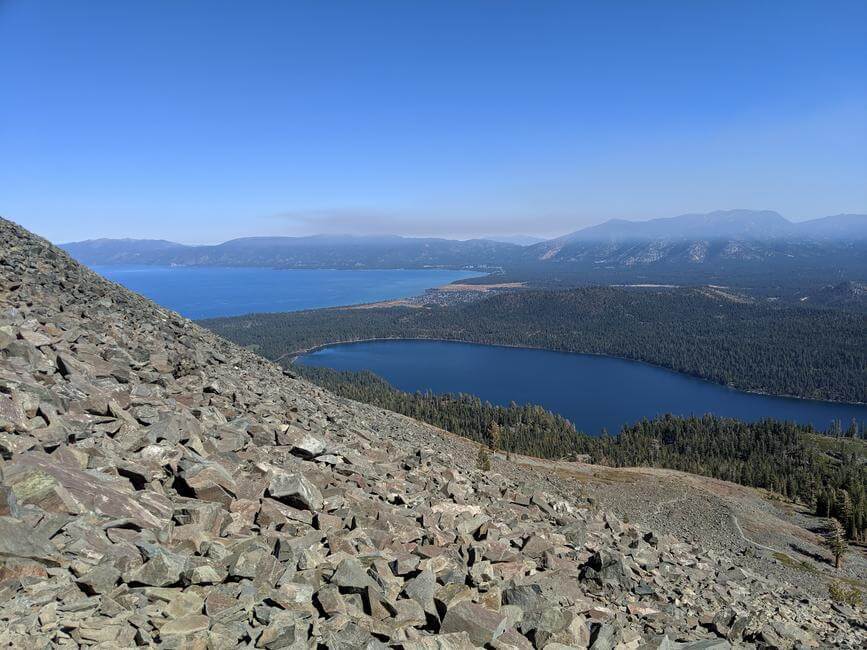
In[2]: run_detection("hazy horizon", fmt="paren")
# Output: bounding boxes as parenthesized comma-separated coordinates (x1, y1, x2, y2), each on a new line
(52, 208, 866, 247)
(3, 1, 866, 243)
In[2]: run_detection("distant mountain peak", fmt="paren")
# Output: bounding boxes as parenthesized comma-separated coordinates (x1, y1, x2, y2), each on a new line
(524, 210, 867, 276)
(560, 209, 793, 243)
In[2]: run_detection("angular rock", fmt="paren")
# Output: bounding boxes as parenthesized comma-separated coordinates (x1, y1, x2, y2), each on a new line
(0, 517, 55, 561)
(125, 549, 185, 587)
(76, 563, 121, 595)
(440, 601, 509, 646)
(267, 471, 323, 511)
(287, 429, 327, 459)
(402, 632, 477, 649)
(331, 557, 374, 591)
(160, 614, 210, 636)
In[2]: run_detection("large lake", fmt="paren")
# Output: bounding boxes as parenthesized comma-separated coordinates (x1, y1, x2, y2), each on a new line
(298, 340, 867, 435)
(91, 266, 479, 319)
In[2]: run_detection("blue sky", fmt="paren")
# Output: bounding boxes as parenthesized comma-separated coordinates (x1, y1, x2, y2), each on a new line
(2, 1, 865, 243)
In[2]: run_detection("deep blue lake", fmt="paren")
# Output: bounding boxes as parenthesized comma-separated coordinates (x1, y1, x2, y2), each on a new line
(91, 266, 479, 319)
(298, 340, 867, 435)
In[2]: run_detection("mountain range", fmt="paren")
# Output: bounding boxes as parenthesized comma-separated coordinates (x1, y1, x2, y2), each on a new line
(520, 211, 866, 278)
(549, 210, 867, 243)
(61, 234, 520, 270)
(60, 210, 867, 286)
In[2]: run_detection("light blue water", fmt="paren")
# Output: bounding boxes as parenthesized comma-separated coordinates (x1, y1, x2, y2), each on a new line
(298, 340, 867, 435)
(91, 266, 480, 319)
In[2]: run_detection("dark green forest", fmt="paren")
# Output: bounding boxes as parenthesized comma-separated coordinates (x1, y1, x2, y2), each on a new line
(203, 286, 867, 402)
(603, 416, 866, 541)
(295, 364, 866, 541)
(296, 365, 592, 458)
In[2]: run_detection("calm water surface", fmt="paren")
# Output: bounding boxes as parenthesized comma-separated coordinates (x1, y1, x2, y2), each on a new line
(91, 266, 480, 319)
(299, 340, 867, 435)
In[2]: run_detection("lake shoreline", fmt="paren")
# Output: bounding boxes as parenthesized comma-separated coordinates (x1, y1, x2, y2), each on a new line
(291, 336, 867, 408)
(91, 265, 483, 320)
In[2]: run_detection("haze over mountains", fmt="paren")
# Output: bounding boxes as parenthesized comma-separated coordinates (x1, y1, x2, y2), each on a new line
(62, 234, 520, 270)
(549, 210, 867, 243)
(522, 211, 867, 280)
(61, 210, 867, 286)
(479, 234, 547, 246)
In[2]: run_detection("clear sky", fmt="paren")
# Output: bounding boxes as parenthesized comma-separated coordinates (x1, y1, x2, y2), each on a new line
(2, 1, 866, 243)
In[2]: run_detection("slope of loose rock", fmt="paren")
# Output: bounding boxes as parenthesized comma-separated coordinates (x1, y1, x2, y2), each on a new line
(0, 216, 863, 648)
(512, 458, 866, 595)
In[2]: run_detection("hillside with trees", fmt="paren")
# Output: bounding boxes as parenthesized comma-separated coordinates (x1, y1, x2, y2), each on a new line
(203, 286, 867, 403)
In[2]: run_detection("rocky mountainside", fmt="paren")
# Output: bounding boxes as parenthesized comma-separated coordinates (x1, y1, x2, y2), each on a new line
(0, 216, 863, 648)
(546, 211, 867, 244)
(523, 211, 867, 272)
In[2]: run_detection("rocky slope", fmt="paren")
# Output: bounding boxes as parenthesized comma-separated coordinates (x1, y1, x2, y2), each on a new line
(0, 217, 863, 648)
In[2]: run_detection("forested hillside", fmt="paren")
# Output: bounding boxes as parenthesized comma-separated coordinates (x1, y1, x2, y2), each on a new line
(297, 365, 592, 458)
(296, 364, 867, 541)
(599, 416, 866, 541)
(204, 286, 867, 403)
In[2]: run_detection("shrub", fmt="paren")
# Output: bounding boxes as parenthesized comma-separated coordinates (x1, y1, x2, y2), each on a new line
(829, 581, 863, 608)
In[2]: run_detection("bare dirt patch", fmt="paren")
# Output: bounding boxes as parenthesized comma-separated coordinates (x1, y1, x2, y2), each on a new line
(436, 281, 527, 292)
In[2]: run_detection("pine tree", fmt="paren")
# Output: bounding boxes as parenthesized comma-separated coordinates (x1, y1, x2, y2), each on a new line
(476, 446, 491, 472)
(488, 421, 502, 451)
(816, 489, 830, 518)
(825, 518, 848, 569)
(834, 489, 854, 534)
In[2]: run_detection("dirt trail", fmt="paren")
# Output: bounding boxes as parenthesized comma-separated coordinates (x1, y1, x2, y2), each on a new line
(730, 513, 780, 553)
